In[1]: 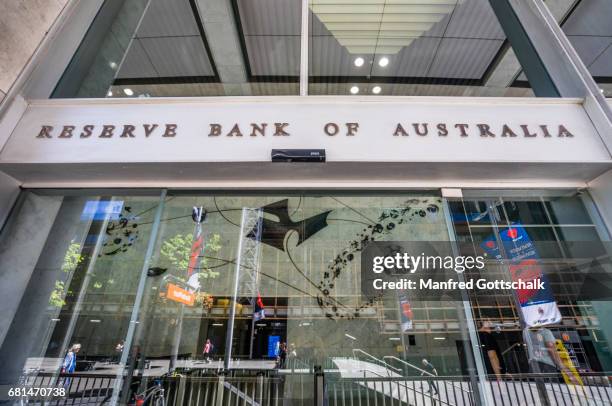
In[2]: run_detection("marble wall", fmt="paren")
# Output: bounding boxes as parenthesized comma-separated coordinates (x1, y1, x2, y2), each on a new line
(0, 0, 68, 102)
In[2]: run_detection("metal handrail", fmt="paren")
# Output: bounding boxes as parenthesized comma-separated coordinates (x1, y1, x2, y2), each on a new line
(287, 356, 311, 371)
(500, 342, 523, 357)
(350, 368, 455, 406)
(384, 356, 473, 395)
(351, 349, 401, 374)
(382, 356, 433, 376)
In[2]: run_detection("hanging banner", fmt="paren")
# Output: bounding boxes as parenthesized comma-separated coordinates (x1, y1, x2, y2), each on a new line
(254, 293, 266, 321)
(481, 224, 561, 327)
(187, 222, 204, 278)
(398, 292, 414, 332)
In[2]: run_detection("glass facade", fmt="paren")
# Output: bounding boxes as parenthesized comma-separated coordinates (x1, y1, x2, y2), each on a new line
(544, 0, 612, 97)
(1, 0, 611, 405)
(51, 0, 548, 98)
(1, 189, 611, 404)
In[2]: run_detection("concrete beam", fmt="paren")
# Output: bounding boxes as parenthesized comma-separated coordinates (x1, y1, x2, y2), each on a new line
(194, 0, 251, 95)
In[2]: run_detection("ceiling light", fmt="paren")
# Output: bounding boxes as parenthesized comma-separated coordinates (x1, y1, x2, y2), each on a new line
(378, 57, 389, 67)
(354, 57, 364, 67)
(433, 337, 446, 340)
(123, 88, 134, 96)
(107, 90, 112, 97)
(310, 4, 454, 54)
(388, 337, 401, 341)
(109, 61, 117, 69)
(372, 86, 381, 94)
(90, 319, 101, 323)
(212, 323, 223, 327)
(350, 86, 359, 94)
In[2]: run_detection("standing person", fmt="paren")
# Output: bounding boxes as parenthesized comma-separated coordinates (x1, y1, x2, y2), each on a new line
(203, 339, 214, 364)
(421, 359, 439, 397)
(61, 344, 81, 388)
(288, 343, 297, 358)
(62, 343, 81, 373)
(478, 320, 506, 380)
(114, 340, 124, 364)
(526, 328, 580, 385)
(287, 343, 297, 369)
(278, 342, 287, 369)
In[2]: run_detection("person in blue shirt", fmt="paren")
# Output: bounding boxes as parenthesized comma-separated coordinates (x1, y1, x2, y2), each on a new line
(61, 343, 81, 388)
(62, 343, 81, 373)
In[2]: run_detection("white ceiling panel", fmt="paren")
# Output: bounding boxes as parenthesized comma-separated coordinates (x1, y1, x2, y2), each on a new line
(444, 0, 505, 40)
(244, 35, 300, 76)
(136, 0, 200, 38)
(563, 0, 612, 37)
(372, 36, 441, 77)
(116, 39, 158, 78)
(139, 36, 215, 76)
(238, 0, 301, 36)
(567, 36, 612, 67)
(309, 36, 373, 76)
(588, 43, 612, 77)
(427, 38, 502, 79)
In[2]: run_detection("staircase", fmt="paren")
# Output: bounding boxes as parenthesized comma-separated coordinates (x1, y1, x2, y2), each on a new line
(331, 353, 471, 405)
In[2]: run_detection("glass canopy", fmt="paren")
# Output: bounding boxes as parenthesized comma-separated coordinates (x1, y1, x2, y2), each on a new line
(52, 0, 596, 98)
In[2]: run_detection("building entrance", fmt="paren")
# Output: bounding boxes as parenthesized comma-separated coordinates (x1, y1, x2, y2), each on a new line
(0, 190, 611, 405)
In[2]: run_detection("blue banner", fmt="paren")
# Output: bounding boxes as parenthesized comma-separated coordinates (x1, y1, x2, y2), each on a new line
(481, 224, 561, 327)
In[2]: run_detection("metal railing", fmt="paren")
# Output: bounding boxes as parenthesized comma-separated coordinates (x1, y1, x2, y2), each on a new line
(18, 372, 117, 405)
(13, 370, 612, 405)
(484, 373, 612, 406)
(327, 374, 472, 406)
(384, 356, 473, 397)
(327, 372, 612, 406)
(352, 349, 402, 374)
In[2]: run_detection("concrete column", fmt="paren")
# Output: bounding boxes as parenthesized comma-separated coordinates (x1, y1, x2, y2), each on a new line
(0, 171, 20, 230)
(586, 171, 612, 372)
(501, 0, 612, 155)
(0, 196, 91, 385)
(589, 169, 612, 235)
(0, 192, 63, 349)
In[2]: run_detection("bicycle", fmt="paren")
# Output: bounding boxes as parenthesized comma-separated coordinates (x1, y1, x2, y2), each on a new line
(100, 370, 176, 406)
(134, 379, 165, 406)
(99, 376, 166, 405)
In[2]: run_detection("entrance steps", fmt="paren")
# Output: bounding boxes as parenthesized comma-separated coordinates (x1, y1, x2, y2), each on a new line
(332, 357, 467, 405)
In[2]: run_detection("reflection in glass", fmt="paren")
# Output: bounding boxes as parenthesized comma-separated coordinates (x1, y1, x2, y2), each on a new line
(2, 190, 611, 404)
(53, 0, 301, 98)
(544, 0, 612, 97)
(308, 0, 536, 96)
(0, 192, 161, 403)
(450, 190, 612, 405)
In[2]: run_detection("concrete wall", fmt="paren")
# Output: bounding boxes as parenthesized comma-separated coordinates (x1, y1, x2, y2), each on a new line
(0, 0, 69, 103)
(589, 169, 612, 235)
(0, 192, 63, 350)
(0, 171, 20, 230)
